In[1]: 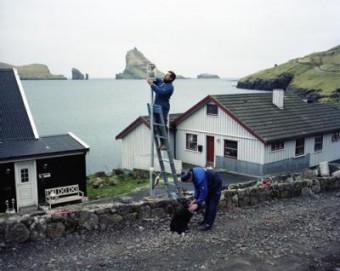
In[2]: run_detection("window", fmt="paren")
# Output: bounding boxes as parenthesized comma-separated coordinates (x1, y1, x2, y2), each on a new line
(295, 138, 305, 156)
(271, 141, 284, 151)
(224, 140, 238, 158)
(314, 135, 323, 152)
(331, 131, 340, 142)
(186, 134, 197, 151)
(21, 168, 29, 183)
(206, 102, 218, 115)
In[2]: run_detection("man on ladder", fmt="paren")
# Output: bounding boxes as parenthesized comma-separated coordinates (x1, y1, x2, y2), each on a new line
(147, 70, 176, 150)
(147, 67, 180, 199)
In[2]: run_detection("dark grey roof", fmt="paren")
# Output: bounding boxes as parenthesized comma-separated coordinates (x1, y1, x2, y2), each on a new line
(0, 134, 89, 161)
(0, 69, 36, 142)
(211, 91, 340, 143)
(0, 68, 89, 161)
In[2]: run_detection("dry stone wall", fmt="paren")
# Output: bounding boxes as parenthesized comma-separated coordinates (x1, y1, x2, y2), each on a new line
(1, 176, 339, 248)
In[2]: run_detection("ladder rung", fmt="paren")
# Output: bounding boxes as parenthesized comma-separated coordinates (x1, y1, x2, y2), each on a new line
(160, 159, 170, 163)
(160, 159, 175, 165)
(153, 108, 163, 114)
(153, 122, 166, 126)
(155, 135, 167, 139)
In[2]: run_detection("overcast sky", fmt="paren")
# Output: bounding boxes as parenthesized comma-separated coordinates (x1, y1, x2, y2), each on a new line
(0, 0, 339, 78)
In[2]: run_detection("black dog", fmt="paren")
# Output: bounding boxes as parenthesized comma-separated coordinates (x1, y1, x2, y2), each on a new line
(170, 201, 193, 234)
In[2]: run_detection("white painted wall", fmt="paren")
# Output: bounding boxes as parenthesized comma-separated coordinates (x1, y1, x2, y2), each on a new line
(309, 133, 340, 167)
(120, 124, 150, 170)
(263, 133, 340, 167)
(176, 106, 265, 167)
(120, 123, 178, 171)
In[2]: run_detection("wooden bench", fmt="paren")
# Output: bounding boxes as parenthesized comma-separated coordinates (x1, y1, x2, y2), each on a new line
(45, 185, 84, 209)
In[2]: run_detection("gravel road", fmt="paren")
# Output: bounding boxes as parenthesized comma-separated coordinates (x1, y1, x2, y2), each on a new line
(1, 192, 340, 271)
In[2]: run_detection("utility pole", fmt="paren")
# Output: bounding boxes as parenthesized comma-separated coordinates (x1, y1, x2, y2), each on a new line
(147, 64, 156, 197)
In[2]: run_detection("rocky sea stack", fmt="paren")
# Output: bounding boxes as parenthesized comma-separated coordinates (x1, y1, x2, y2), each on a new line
(115, 47, 164, 79)
(0, 62, 66, 80)
(237, 45, 340, 103)
(72, 68, 85, 80)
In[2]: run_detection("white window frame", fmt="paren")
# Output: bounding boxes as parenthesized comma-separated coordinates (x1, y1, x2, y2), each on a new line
(186, 133, 198, 151)
(314, 135, 323, 152)
(271, 141, 284, 152)
(295, 138, 305, 157)
(224, 140, 238, 159)
(206, 102, 218, 116)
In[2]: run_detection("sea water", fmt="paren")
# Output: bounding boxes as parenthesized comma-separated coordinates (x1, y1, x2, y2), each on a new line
(23, 79, 257, 174)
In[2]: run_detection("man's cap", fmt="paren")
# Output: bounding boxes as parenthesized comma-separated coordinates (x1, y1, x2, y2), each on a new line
(181, 171, 192, 182)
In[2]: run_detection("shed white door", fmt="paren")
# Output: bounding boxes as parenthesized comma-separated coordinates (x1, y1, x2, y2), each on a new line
(15, 161, 38, 209)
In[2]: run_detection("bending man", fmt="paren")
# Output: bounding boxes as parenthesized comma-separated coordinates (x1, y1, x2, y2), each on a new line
(181, 167, 222, 231)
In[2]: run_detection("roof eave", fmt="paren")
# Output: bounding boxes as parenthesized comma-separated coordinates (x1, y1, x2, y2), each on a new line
(172, 95, 266, 144)
(115, 116, 149, 140)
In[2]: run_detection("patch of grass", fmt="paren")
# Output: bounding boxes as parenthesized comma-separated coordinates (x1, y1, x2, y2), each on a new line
(86, 173, 149, 200)
(291, 68, 340, 95)
(243, 61, 309, 80)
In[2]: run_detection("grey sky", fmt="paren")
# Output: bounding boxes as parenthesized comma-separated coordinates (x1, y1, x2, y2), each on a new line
(0, 0, 339, 78)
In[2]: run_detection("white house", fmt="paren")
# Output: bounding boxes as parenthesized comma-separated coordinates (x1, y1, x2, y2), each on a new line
(116, 90, 340, 176)
(115, 114, 182, 173)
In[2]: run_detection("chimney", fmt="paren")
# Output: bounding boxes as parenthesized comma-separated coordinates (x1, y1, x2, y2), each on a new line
(272, 89, 284, 109)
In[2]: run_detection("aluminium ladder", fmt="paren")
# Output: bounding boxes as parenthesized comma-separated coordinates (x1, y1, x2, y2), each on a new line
(147, 104, 182, 199)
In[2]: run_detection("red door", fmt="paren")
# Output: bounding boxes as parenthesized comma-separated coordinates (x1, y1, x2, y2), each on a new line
(206, 136, 215, 166)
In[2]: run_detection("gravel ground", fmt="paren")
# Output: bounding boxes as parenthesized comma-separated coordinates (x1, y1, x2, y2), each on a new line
(1, 192, 340, 271)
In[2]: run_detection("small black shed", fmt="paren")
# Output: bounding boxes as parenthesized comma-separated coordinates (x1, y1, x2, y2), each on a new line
(0, 68, 89, 212)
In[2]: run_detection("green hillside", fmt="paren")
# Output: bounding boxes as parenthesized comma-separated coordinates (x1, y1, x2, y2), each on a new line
(0, 62, 66, 80)
(237, 45, 340, 103)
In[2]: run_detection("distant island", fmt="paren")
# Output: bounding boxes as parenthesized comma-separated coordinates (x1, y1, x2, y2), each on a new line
(116, 47, 186, 79)
(0, 62, 66, 80)
(237, 45, 340, 103)
(197, 73, 220, 79)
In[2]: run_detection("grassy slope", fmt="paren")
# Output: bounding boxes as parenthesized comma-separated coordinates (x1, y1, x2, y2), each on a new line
(238, 45, 340, 101)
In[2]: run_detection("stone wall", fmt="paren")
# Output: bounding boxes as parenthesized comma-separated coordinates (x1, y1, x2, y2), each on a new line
(1, 177, 339, 248)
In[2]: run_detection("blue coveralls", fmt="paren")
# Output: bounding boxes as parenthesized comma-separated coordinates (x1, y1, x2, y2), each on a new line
(192, 167, 222, 227)
(150, 77, 174, 127)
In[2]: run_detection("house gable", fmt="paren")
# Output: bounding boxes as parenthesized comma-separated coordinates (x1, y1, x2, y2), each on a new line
(115, 113, 181, 170)
(172, 95, 265, 143)
(115, 116, 149, 140)
(116, 113, 181, 140)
